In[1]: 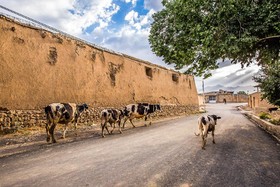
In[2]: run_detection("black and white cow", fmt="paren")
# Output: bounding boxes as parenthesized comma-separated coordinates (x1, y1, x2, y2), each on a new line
(100, 109, 124, 138)
(122, 103, 161, 128)
(195, 115, 221, 150)
(44, 103, 88, 143)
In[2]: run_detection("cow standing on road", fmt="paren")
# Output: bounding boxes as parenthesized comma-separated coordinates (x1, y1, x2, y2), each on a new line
(44, 103, 88, 143)
(122, 103, 161, 128)
(195, 115, 221, 150)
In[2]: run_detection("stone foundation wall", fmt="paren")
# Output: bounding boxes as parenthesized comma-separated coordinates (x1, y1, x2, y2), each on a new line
(0, 105, 198, 134)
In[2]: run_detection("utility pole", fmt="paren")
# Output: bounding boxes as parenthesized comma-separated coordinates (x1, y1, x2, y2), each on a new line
(202, 79, 205, 104)
(202, 78, 206, 111)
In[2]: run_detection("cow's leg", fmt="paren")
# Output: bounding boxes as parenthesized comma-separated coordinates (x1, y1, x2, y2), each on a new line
(122, 117, 128, 129)
(129, 118, 136, 128)
(101, 122, 106, 138)
(49, 123, 57, 143)
(201, 126, 208, 150)
(110, 122, 116, 134)
(100, 117, 106, 138)
(201, 135, 206, 150)
(105, 126, 110, 135)
(118, 121, 122, 134)
(145, 115, 152, 126)
(62, 123, 68, 139)
(103, 121, 110, 135)
(212, 131, 215, 144)
(74, 120, 78, 136)
(144, 116, 148, 126)
(45, 122, 51, 142)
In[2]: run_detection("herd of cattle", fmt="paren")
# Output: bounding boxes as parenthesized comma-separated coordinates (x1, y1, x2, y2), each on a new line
(44, 102, 161, 143)
(44, 102, 221, 149)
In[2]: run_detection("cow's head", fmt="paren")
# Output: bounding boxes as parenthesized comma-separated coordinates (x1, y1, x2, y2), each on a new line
(78, 103, 89, 113)
(210, 115, 221, 124)
(212, 115, 221, 120)
(155, 104, 161, 110)
(118, 109, 125, 119)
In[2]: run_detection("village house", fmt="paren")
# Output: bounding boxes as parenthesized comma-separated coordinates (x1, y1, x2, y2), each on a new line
(199, 89, 249, 104)
(248, 91, 276, 112)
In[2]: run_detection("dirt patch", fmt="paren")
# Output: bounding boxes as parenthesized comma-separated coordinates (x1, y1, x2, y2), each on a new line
(0, 116, 185, 158)
(0, 124, 99, 158)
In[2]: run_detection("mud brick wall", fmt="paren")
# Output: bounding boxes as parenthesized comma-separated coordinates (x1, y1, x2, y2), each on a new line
(0, 15, 198, 110)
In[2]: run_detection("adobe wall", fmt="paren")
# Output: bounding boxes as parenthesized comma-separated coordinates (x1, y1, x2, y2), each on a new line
(0, 15, 198, 110)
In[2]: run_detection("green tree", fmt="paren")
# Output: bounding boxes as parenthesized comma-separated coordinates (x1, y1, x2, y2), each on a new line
(149, 0, 280, 78)
(253, 62, 280, 107)
(237, 91, 247, 95)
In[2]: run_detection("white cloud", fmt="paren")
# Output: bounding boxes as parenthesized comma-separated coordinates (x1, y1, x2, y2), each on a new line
(212, 64, 242, 78)
(125, 10, 139, 25)
(195, 63, 261, 93)
(124, 0, 137, 7)
(64, 0, 120, 35)
(144, 0, 163, 11)
(0, 0, 119, 36)
(124, 9, 155, 31)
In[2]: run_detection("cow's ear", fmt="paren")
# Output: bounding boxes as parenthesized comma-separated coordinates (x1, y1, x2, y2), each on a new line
(217, 116, 221, 119)
(84, 103, 88, 109)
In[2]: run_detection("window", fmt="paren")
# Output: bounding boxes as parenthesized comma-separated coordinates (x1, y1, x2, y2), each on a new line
(145, 67, 153, 79)
(209, 96, 216, 102)
(172, 73, 179, 82)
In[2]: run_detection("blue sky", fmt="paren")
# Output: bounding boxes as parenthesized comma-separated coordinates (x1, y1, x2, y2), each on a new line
(0, 0, 260, 93)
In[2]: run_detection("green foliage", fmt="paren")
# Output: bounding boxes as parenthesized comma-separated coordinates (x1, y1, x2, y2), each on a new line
(259, 112, 271, 120)
(237, 91, 247, 95)
(254, 61, 280, 107)
(270, 118, 280, 126)
(149, 0, 280, 77)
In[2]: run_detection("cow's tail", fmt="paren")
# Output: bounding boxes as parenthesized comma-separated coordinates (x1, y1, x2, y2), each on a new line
(100, 111, 107, 127)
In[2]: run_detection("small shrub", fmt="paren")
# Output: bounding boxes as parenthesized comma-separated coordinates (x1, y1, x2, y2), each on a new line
(269, 119, 280, 126)
(259, 112, 271, 120)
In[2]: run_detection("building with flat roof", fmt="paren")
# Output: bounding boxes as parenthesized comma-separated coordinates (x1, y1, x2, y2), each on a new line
(199, 89, 248, 103)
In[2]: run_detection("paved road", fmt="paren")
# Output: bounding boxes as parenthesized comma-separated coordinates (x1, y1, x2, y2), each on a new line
(0, 103, 279, 187)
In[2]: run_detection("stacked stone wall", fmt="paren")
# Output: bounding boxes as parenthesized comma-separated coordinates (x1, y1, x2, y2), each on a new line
(0, 105, 198, 134)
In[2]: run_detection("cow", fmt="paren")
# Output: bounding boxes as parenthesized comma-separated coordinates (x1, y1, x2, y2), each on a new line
(268, 107, 278, 113)
(195, 115, 221, 150)
(44, 103, 88, 143)
(122, 103, 161, 128)
(100, 109, 124, 138)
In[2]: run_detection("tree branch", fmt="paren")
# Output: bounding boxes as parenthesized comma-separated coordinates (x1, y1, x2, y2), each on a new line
(258, 35, 280, 42)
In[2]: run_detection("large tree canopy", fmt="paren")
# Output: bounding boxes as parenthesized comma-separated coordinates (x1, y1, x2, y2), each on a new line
(149, 0, 280, 77)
